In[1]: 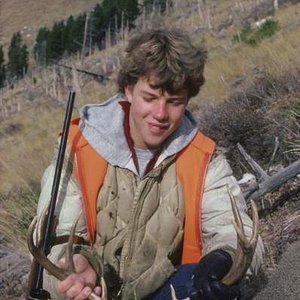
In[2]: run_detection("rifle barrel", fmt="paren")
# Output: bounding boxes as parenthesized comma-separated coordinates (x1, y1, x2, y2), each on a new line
(27, 91, 76, 299)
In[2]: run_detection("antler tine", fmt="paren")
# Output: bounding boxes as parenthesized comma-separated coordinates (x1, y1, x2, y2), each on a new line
(221, 187, 259, 286)
(250, 199, 259, 245)
(65, 215, 80, 274)
(34, 206, 49, 249)
(28, 216, 70, 281)
(27, 213, 103, 300)
(170, 284, 178, 300)
(101, 277, 108, 300)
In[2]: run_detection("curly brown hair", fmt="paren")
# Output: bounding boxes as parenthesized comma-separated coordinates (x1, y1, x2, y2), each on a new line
(117, 29, 207, 99)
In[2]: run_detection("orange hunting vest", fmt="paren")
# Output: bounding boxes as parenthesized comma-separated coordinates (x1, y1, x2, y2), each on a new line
(68, 118, 215, 264)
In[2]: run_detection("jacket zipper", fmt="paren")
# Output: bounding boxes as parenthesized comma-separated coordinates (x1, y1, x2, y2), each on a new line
(120, 175, 153, 278)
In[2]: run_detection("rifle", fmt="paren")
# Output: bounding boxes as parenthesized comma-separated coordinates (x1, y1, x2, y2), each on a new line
(27, 91, 76, 300)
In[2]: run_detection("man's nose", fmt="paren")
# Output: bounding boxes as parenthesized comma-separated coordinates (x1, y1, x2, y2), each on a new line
(153, 102, 168, 120)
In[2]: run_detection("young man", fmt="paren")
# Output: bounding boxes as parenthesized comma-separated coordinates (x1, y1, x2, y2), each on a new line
(35, 29, 264, 300)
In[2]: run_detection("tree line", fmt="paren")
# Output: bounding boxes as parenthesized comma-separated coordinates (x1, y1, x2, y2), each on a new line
(0, 32, 29, 88)
(0, 0, 170, 89)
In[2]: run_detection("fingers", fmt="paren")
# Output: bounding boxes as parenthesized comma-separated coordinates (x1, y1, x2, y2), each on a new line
(57, 273, 95, 300)
(73, 254, 91, 273)
(57, 273, 81, 294)
(56, 254, 98, 299)
(73, 286, 93, 300)
(94, 286, 102, 296)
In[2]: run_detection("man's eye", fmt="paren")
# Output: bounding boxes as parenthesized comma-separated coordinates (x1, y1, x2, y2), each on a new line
(170, 100, 184, 106)
(143, 97, 154, 102)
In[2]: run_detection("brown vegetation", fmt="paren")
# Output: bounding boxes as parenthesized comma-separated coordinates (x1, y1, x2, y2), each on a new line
(196, 68, 300, 176)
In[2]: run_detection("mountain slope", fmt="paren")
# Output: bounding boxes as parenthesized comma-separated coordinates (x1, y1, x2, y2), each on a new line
(0, 0, 100, 50)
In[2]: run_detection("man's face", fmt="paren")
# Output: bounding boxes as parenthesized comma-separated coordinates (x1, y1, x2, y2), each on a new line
(124, 77, 188, 150)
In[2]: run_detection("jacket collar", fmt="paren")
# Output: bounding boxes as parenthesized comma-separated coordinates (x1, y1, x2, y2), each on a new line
(79, 93, 198, 176)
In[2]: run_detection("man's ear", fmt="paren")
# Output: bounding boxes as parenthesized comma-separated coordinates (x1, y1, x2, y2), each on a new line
(124, 84, 134, 103)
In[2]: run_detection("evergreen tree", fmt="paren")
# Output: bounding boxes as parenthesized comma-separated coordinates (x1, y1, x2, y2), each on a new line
(120, 0, 140, 29)
(63, 16, 75, 53)
(21, 44, 29, 74)
(0, 45, 6, 88)
(34, 27, 49, 65)
(33, 0, 143, 63)
(68, 14, 86, 54)
(46, 21, 65, 62)
(102, 0, 118, 21)
(91, 4, 106, 49)
(101, 0, 140, 46)
(7, 32, 29, 79)
(106, 0, 119, 44)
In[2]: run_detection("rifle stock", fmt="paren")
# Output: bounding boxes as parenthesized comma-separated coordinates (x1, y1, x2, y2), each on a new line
(27, 91, 76, 300)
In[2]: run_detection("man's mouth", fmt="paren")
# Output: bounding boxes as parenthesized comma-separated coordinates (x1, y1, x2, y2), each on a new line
(148, 122, 169, 134)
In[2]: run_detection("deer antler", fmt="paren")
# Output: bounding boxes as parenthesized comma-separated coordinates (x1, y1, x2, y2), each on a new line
(27, 213, 107, 300)
(221, 187, 259, 285)
(171, 187, 259, 299)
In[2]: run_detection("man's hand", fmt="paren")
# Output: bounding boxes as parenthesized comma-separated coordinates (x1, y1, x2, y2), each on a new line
(189, 250, 240, 300)
(57, 254, 102, 300)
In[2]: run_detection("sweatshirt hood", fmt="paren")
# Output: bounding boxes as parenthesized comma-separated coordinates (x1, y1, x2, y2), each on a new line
(79, 94, 198, 173)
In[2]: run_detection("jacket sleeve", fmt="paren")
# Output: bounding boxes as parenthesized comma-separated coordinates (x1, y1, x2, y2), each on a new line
(37, 140, 88, 238)
(201, 152, 264, 276)
(34, 140, 89, 299)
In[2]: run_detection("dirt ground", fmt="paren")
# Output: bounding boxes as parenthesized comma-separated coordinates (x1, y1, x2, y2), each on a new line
(254, 240, 300, 299)
(0, 243, 30, 299)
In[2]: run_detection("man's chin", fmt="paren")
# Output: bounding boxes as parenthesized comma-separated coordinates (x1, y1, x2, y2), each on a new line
(145, 139, 165, 150)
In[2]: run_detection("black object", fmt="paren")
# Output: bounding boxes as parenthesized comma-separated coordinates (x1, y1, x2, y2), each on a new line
(189, 249, 241, 300)
(27, 91, 76, 300)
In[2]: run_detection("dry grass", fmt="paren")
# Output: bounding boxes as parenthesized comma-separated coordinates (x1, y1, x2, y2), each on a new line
(196, 4, 300, 104)
(195, 57, 300, 174)
(0, 70, 117, 192)
(0, 102, 64, 191)
(0, 190, 38, 253)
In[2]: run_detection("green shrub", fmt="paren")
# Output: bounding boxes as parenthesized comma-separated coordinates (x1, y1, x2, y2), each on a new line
(233, 20, 280, 46)
(255, 19, 281, 40)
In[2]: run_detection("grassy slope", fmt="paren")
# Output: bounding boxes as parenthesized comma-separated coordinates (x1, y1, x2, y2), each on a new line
(1, 2, 300, 191)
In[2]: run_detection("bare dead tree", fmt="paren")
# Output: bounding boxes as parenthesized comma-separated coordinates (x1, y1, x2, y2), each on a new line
(81, 12, 90, 61)
(238, 143, 300, 203)
(197, 0, 204, 20)
(71, 63, 81, 93)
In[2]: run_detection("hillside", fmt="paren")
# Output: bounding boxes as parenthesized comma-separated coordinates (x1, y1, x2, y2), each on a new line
(1, 0, 299, 192)
(0, 0, 300, 299)
(0, 0, 100, 51)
